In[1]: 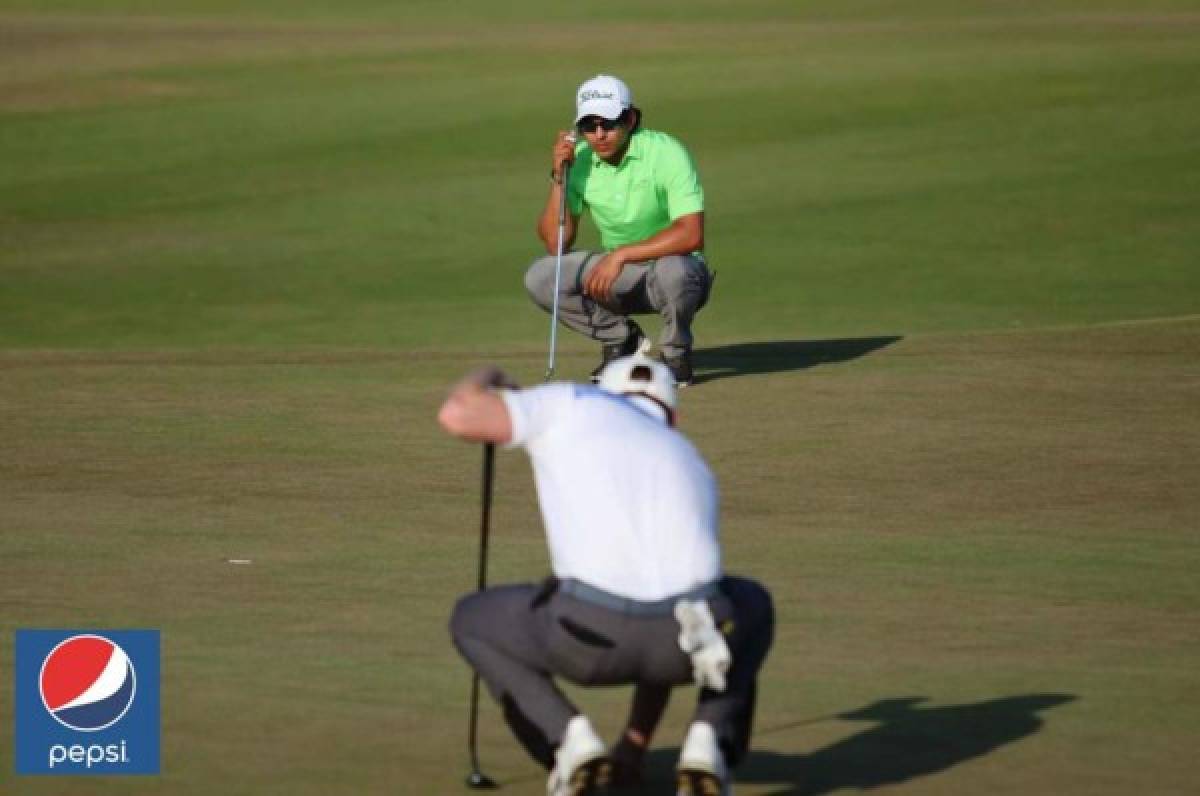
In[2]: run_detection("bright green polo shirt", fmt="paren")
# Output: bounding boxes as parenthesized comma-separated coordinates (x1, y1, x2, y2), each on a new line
(567, 129, 705, 251)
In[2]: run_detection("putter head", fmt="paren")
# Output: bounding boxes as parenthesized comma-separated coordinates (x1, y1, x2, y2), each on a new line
(466, 770, 499, 789)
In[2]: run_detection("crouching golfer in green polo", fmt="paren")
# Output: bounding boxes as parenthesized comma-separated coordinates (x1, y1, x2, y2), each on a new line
(525, 74, 714, 386)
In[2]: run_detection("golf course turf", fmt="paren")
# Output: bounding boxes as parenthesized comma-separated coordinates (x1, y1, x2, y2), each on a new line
(2, 2, 1198, 793)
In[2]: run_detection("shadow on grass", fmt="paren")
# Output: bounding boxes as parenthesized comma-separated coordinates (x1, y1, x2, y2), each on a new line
(625, 693, 1075, 795)
(693, 336, 903, 384)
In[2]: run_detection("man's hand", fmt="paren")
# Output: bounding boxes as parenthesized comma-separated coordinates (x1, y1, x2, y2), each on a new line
(583, 251, 628, 306)
(437, 366, 516, 444)
(458, 366, 518, 392)
(550, 130, 577, 183)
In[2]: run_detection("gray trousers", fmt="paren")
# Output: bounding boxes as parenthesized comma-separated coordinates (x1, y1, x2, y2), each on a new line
(524, 251, 713, 357)
(450, 576, 774, 770)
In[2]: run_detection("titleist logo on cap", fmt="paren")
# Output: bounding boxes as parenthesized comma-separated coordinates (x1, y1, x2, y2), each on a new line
(580, 90, 616, 101)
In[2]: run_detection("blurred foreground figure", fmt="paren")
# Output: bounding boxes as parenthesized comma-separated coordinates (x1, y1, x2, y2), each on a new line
(438, 347, 773, 795)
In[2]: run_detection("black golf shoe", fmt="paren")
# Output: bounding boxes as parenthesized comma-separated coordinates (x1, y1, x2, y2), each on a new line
(661, 350, 694, 387)
(589, 320, 644, 383)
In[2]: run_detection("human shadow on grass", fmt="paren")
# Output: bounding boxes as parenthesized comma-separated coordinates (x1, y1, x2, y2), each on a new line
(692, 336, 902, 385)
(623, 693, 1076, 795)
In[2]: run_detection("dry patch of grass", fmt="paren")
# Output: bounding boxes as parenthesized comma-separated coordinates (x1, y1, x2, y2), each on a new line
(5, 9, 1197, 112)
(0, 14, 450, 111)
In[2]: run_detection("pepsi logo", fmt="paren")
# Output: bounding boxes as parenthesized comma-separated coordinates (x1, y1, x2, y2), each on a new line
(39, 634, 137, 732)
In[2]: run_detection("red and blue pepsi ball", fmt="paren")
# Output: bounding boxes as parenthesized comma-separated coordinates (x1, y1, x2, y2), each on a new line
(15, 630, 160, 775)
(41, 634, 137, 732)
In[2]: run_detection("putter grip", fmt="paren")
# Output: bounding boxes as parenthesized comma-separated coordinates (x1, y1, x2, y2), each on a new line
(477, 443, 495, 591)
(554, 131, 576, 216)
(557, 160, 571, 226)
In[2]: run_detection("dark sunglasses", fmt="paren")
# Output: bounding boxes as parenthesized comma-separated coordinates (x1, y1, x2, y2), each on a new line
(576, 114, 627, 134)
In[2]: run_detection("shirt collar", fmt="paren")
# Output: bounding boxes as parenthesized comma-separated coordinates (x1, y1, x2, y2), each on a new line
(623, 129, 645, 160)
(626, 394, 670, 425)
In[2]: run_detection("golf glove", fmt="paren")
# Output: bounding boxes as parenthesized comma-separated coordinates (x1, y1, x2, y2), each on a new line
(675, 599, 731, 692)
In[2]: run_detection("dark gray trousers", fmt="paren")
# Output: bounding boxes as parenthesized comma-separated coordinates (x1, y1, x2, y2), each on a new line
(524, 251, 712, 357)
(450, 576, 773, 770)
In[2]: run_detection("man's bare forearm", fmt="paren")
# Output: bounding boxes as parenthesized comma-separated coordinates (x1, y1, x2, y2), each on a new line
(610, 212, 703, 264)
(537, 181, 577, 253)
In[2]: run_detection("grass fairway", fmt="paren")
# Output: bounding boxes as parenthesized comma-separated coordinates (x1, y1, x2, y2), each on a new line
(2, 1, 1199, 794)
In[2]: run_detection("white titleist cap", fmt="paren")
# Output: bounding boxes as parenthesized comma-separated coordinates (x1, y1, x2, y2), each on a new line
(575, 75, 633, 123)
(598, 340, 677, 412)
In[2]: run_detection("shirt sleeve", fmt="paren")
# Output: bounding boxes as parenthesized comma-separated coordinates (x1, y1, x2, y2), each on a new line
(498, 384, 577, 449)
(657, 135, 705, 220)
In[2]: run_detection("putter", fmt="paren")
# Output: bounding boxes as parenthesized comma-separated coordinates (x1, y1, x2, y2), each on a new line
(465, 443, 498, 790)
(545, 134, 575, 379)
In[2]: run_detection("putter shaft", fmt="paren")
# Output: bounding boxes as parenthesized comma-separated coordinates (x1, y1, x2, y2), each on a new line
(546, 145, 573, 379)
(465, 443, 497, 787)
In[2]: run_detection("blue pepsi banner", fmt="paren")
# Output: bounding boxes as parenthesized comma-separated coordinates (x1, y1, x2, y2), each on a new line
(15, 629, 160, 775)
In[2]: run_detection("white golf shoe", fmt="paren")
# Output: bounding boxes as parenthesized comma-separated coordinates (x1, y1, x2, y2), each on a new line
(676, 721, 731, 796)
(547, 715, 611, 796)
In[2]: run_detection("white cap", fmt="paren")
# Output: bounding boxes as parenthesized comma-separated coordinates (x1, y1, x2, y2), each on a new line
(575, 75, 633, 123)
(598, 340, 677, 412)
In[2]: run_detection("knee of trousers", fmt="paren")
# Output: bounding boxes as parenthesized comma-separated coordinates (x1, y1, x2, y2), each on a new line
(724, 577, 776, 645)
(650, 256, 707, 307)
(657, 255, 706, 285)
(449, 591, 487, 646)
(748, 582, 775, 643)
(524, 257, 558, 309)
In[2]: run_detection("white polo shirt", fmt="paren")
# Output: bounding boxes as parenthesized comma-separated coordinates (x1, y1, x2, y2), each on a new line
(500, 383, 721, 601)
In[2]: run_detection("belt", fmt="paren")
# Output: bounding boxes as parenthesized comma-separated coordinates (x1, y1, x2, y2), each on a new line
(558, 578, 719, 616)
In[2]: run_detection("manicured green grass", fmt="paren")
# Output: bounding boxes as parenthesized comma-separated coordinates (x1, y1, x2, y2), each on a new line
(3, 2, 1198, 349)
(2, 2, 1198, 794)
(2, 321, 1198, 795)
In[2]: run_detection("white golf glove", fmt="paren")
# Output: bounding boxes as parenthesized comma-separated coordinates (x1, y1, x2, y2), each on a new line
(675, 599, 731, 692)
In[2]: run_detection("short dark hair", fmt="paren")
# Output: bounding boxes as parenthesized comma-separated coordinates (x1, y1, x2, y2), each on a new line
(625, 106, 643, 133)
